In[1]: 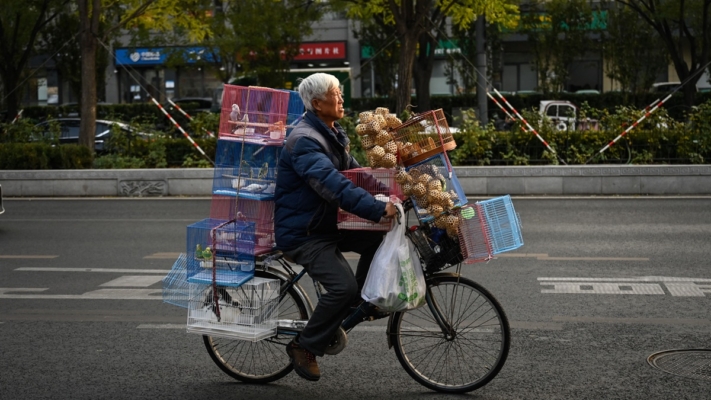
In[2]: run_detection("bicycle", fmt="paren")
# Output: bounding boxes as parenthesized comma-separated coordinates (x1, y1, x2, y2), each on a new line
(199, 199, 511, 394)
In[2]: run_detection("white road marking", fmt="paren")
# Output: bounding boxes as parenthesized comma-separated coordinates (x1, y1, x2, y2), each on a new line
(0, 255, 58, 259)
(541, 282, 665, 295)
(144, 253, 182, 259)
(0, 287, 162, 300)
(500, 253, 649, 261)
(101, 276, 164, 287)
(539, 277, 711, 296)
(16, 267, 169, 273)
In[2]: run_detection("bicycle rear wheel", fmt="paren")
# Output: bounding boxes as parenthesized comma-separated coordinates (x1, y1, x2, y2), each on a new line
(390, 274, 510, 393)
(203, 270, 310, 383)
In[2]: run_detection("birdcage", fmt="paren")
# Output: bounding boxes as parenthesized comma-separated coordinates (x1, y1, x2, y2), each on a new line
(475, 195, 524, 254)
(186, 277, 280, 341)
(186, 218, 257, 285)
(162, 253, 189, 309)
(219, 85, 291, 142)
(336, 168, 404, 231)
(209, 196, 276, 255)
(390, 109, 457, 166)
(283, 89, 305, 137)
(456, 206, 494, 264)
(212, 139, 281, 201)
(404, 153, 467, 223)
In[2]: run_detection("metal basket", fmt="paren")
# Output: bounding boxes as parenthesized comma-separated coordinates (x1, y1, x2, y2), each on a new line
(406, 223, 463, 273)
(390, 109, 457, 166)
(186, 277, 280, 342)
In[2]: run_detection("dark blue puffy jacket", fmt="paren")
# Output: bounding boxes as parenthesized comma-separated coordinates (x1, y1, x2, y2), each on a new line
(274, 111, 386, 251)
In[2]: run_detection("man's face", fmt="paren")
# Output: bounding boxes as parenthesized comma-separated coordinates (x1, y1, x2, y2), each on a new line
(314, 87, 344, 122)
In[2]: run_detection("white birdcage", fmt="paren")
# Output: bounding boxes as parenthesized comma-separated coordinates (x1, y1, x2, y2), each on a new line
(187, 277, 280, 342)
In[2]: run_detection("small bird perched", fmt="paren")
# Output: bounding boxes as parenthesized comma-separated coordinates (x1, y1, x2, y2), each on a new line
(230, 104, 241, 133)
(230, 104, 241, 122)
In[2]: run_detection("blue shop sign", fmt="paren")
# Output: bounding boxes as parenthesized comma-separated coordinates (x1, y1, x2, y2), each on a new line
(115, 47, 218, 66)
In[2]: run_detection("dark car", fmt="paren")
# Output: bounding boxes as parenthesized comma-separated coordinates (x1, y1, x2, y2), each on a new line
(169, 97, 216, 113)
(34, 118, 150, 152)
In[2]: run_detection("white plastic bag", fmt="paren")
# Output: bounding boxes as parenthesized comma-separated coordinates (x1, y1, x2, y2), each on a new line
(361, 203, 426, 312)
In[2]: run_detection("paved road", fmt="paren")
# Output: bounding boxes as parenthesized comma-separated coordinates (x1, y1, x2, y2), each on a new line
(0, 197, 710, 399)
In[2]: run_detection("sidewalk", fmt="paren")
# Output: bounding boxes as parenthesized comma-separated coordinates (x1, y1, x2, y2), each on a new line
(1, 165, 711, 197)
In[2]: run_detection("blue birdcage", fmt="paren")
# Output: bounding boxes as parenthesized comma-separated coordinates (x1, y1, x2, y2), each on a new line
(405, 153, 467, 222)
(162, 253, 189, 308)
(186, 218, 256, 287)
(475, 195, 523, 254)
(212, 139, 281, 201)
(283, 89, 305, 136)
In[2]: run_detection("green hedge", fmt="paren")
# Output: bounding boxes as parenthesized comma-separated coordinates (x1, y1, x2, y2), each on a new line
(0, 143, 93, 169)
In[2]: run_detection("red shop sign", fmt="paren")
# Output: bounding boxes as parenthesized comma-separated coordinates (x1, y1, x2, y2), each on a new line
(292, 42, 347, 61)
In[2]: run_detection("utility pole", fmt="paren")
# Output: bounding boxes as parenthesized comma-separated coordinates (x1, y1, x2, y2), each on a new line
(476, 15, 488, 127)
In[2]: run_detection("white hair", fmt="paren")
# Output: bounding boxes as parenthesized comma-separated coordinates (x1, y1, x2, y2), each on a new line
(297, 73, 340, 112)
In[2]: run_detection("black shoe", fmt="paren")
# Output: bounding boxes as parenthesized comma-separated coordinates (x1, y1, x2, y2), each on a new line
(286, 339, 320, 381)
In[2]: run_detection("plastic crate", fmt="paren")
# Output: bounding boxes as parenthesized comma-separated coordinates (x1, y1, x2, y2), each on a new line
(209, 197, 276, 255)
(162, 253, 189, 309)
(405, 153, 467, 222)
(456, 206, 494, 264)
(475, 195, 523, 254)
(186, 219, 257, 284)
(283, 89, 305, 137)
(212, 139, 280, 200)
(337, 168, 403, 231)
(219, 85, 291, 142)
(390, 109, 457, 166)
(186, 277, 280, 342)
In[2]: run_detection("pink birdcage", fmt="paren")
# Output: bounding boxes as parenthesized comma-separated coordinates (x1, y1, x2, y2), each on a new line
(456, 205, 494, 264)
(337, 168, 404, 231)
(390, 109, 457, 166)
(219, 85, 291, 142)
(210, 195, 276, 255)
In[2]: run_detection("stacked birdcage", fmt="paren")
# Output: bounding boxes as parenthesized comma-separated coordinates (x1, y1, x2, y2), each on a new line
(401, 153, 467, 223)
(336, 168, 404, 231)
(212, 139, 280, 201)
(285, 89, 305, 136)
(186, 218, 256, 287)
(219, 85, 292, 142)
(187, 276, 280, 341)
(475, 195, 524, 254)
(389, 109, 457, 167)
(162, 253, 190, 308)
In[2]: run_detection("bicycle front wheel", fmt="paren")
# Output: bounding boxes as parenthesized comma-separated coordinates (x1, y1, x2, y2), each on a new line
(203, 270, 310, 383)
(390, 274, 510, 393)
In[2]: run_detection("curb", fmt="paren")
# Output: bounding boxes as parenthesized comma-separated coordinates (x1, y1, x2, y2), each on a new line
(2, 165, 711, 197)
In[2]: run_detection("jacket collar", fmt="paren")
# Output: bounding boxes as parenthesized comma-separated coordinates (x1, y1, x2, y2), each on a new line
(303, 110, 349, 148)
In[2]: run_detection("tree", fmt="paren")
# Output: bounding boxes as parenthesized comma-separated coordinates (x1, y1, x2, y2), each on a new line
(0, 0, 68, 123)
(343, 0, 518, 114)
(40, 11, 110, 103)
(355, 19, 400, 98)
(615, 0, 711, 108)
(603, 3, 668, 94)
(76, 0, 213, 152)
(521, 0, 597, 93)
(221, 0, 323, 88)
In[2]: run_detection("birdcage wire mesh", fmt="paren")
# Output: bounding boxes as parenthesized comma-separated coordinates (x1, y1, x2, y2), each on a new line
(456, 205, 494, 264)
(162, 253, 189, 309)
(283, 89, 305, 137)
(337, 168, 404, 231)
(209, 196, 276, 255)
(390, 109, 457, 166)
(219, 85, 291, 141)
(476, 195, 524, 254)
(212, 139, 280, 201)
(186, 277, 280, 341)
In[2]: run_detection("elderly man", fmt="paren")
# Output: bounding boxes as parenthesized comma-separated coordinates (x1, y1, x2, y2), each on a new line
(274, 73, 396, 381)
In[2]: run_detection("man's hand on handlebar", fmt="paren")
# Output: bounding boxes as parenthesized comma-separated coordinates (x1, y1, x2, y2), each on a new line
(383, 201, 398, 219)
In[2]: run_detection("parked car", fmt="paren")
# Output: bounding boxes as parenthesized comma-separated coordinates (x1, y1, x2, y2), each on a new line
(539, 100, 599, 131)
(34, 118, 151, 152)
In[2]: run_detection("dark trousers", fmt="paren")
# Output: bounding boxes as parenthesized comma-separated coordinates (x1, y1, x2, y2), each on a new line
(283, 230, 384, 356)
